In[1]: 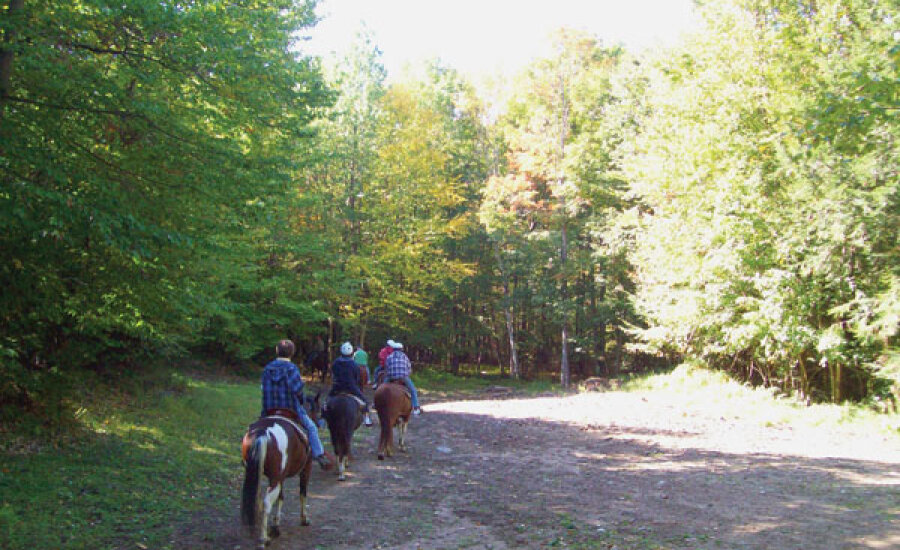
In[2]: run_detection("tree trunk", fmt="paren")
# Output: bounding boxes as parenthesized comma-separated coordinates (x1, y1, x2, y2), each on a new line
(357, 321, 367, 350)
(492, 241, 520, 379)
(560, 221, 570, 388)
(614, 328, 624, 376)
(557, 68, 571, 389)
(326, 317, 334, 365)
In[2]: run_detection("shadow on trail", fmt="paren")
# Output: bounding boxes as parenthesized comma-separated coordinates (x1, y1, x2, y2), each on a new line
(186, 400, 900, 550)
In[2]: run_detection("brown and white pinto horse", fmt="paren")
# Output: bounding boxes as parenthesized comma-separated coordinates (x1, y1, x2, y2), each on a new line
(240, 405, 319, 549)
(373, 381, 412, 460)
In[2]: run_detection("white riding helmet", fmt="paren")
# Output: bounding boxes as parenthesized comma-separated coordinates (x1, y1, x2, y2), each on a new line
(340, 341, 353, 356)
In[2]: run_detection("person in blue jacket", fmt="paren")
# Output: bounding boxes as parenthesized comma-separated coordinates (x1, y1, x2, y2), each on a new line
(260, 339, 332, 468)
(329, 341, 373, 426)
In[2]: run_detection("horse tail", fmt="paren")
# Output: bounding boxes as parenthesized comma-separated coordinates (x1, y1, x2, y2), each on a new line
(241, 433, 267, 528)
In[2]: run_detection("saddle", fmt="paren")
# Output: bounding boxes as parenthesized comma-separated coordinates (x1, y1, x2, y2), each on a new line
(324, 393, 367, 411)
(263, 408, 309, 445)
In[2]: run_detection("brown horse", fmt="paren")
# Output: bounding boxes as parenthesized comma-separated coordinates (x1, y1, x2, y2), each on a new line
(303, 350, 329, 383)
(358, 363, 369, 387)
(373, 381, 412, 460)
(319, 393, 363, 481)
(240, 404, 320, 549)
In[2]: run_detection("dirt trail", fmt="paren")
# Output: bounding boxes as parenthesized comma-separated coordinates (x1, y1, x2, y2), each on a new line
(184, 389, 900, 550)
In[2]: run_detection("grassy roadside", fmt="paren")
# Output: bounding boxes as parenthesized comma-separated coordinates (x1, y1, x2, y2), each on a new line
(421, 362, 900, 437)
(619, 363, 900, 437)
(0, 374, 259, 550)
(415, 365, 560, 398)
(0, 366, 556, 549)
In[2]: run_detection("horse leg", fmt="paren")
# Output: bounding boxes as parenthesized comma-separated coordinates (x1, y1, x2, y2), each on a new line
(298, 462, 311, 526)
(398, 418, 408, 452)
(377, 415, 391, 460)
(256, 483, 281, 548)
(337, 453, 347, 481)
(268, 485, 283, 539)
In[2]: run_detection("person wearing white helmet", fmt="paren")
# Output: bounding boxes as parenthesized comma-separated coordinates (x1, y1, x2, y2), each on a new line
(328, 341, 373, 426)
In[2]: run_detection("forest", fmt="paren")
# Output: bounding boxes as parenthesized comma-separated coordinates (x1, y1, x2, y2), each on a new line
(1, 0, 898, 423)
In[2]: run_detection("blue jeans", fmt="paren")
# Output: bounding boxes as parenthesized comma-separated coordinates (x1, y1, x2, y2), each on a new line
(388, 376, 420, 409)
(297, 407, 325, 457)
(372, 365, 383, 384)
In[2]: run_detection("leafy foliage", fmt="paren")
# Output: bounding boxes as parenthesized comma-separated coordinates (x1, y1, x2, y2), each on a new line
(613, 0, 899, 401)
(0, 0, 330, 415)
(3, 0, 897, 422)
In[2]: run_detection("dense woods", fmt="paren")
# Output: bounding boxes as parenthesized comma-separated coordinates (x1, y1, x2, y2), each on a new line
(2, 0, 898, 422)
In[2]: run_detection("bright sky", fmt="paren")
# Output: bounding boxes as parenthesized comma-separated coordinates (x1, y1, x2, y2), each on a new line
(300, 0, 699, 80)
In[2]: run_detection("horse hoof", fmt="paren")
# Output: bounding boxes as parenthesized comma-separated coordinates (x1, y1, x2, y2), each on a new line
(338, 474, 346, 481)
(377, 454, 385, 460)
(268, 525, 281, 539)
(301, 517, 311, 526)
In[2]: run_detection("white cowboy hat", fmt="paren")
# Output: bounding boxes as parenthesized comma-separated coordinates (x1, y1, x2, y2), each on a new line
(389, 341, 403, 349)
(386, 339, 396, 347)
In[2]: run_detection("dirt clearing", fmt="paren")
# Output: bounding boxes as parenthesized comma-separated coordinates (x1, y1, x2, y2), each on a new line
(182, 388, 900, 549)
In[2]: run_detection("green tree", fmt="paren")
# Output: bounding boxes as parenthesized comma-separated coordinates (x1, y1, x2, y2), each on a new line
(0, 0, 329, 415)
(615, 0, 899, 401)
(486, 30, 626, 384)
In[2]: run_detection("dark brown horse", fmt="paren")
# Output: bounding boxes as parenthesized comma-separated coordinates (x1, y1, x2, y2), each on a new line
(240, 402, 321, 549)
(303, 350, 329, 383)
(358, 363, 369, 387)
(373, 381, 412, 460)
(319, 393, 364, 481)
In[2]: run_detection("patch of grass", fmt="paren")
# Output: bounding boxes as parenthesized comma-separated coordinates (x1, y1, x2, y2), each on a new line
(414, 366, 561, 397)
(0, 377, 258, 550)
(619, 362, 900, 437)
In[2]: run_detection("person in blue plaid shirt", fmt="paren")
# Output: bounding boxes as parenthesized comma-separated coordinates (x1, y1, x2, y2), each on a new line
(261, 339, 331, 469)
(383, 341, 422, 415)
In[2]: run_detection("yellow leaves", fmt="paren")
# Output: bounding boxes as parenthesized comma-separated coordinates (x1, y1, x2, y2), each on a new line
(479, 173, 547, 233)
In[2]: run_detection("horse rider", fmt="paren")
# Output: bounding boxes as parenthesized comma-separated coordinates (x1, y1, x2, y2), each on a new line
(261, 339, 332, 469)
(383, 340, 422, 415)
(371, 338, 396, 389)
(329, 341, 374, 427)
(353, 344, 371, 385)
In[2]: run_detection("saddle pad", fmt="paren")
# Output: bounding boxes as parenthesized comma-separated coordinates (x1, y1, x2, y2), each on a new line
(386, 380, 412, 399)
(264, 415, 309, 445)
